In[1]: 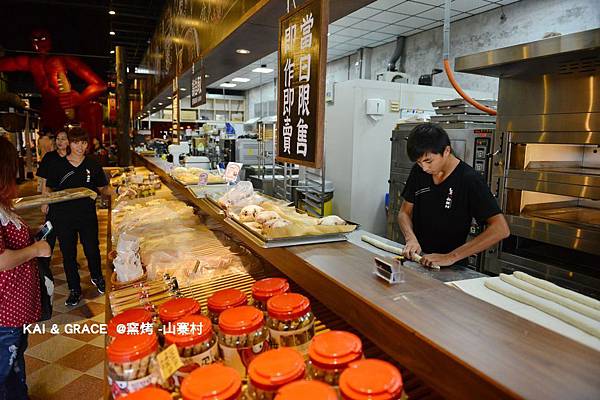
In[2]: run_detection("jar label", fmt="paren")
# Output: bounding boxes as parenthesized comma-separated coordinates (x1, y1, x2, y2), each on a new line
(219, 340, 270, 378)
(269, 324, 314, 356)
(109, 374, 155, 398)
(171, 344, 220, 387)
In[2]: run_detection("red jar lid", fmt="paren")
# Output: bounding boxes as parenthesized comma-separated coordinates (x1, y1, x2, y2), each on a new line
(267, 293, 311, 320)
(276, 380, 338, 400)
(121, 387, 171, 400)
(107, 332, 158, 364)
(107, 308, 154, 338)
(219, 305, 264, 335)
(339, 360, 403, 400)
(252, 278, 290, 302)
(248, 348, 305, 391)
(207, 288, 247, 313)
(181, 363, 242, 400)
(158, 297, 201, 323)
(164, 314, 213, 347)
(308, 331, 363, 369)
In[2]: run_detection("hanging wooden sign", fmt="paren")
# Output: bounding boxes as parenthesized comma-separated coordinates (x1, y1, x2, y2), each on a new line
(276, 0, 329, 168)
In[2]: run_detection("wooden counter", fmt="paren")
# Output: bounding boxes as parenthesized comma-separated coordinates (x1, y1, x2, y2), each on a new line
(134, 154, 600, 400)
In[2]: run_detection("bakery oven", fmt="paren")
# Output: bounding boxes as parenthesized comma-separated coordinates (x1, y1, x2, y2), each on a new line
(456, 28, 600, 298)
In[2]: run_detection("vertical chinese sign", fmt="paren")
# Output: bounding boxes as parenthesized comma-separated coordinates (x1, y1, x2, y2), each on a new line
(191, 63, 207, 108)
(276, 0, 329, 168)
(172, 77, 180, 144)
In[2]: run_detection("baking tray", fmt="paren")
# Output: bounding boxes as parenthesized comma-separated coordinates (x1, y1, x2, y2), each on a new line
(434, 105, 490, 115)
(187, 184, 229, 199)
(223, 216, 356, 248)
(432, 99, 497, 108)
(430, 114, 497, 123)
(523, 205, 600, 230)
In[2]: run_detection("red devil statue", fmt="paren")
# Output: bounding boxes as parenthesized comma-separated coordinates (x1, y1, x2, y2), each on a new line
(0, 29, 106, 139)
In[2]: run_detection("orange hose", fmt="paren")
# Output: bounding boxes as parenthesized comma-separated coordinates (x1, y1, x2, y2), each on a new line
(443, 59, 497, 116)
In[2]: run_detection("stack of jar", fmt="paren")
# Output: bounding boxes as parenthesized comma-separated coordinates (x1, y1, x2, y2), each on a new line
(207, 288, 248, 329)
(251, 278, 289, 312)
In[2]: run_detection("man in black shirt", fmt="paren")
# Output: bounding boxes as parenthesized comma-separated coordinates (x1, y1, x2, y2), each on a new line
(46, 128, 112, 305)
(398, 123, 509, 268)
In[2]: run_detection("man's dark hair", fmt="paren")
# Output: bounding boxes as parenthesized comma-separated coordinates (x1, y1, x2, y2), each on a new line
(67, 127, 88, 143)
(406, 123, 451, 162)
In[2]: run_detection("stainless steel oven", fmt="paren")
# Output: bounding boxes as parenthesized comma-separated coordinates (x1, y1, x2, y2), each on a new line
(456, 28, 600, 298)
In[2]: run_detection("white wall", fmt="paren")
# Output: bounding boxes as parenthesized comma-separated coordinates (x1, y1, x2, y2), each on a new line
(246, 81, 276, 119)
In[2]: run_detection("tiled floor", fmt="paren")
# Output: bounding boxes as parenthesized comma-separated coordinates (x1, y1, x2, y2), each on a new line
(15, 180, 107, 400)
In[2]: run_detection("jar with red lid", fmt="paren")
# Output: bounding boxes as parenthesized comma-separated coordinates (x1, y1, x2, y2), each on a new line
(181, 363, 242, 400)
(207, 288, 248, 329)
(307, 331, 363, 386)
(120, 387, 171, 399)
(158, 297, 201, 326)
(339, 359, 404, 400)
(108, 308, 155, 343)
(251, 278, 289, 312)
(107, 332, 159, 398)
(275, 380, 337, 400)
(164, 314, 220, 387)
(266, 293, 314, 357)
(246, 348, 306, 400)
(218, 305, 270, 378)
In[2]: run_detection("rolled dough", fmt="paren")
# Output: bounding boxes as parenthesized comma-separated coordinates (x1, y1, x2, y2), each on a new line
(484, 279, 600, 339)
(514, 271, 600, 311)
(500, 274, 600, 322)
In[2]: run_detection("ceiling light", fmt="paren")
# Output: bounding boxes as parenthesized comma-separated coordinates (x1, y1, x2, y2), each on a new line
(110, 50, 115, 54)
(167, 96, 172, 99)
(158, 102, 163, 105)
(205, 74, 210, 78)
(220, 82, 237, 88)
(109, 31, 116, 36)
(232, 77, 250, 83)
(152, 107, 156, 109)
(236, 49, 250, 54)
(109, 10, 116, 15)
(253, 64, 273, 74)
(180, 88, 187, 91)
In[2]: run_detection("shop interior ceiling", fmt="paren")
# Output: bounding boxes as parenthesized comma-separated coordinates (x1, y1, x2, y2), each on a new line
(0, 0, 165, 103)
(207, 0, 521, 92)
(142, 0, 519, 113)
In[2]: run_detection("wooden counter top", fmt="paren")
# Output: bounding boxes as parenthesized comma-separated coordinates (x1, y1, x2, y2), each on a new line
(134, 153, 600, 400)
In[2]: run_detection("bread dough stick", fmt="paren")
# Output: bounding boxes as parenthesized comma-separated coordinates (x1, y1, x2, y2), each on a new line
(484, 279, 600, 339)
(360, 235, 440, 269)
(500, 274, 600, 322)
(514, 271, 600, 311)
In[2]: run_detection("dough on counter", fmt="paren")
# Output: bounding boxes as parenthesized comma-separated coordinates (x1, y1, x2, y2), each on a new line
(514, 271, 600, 311)
(255, 211, 279, 224)
(484, 279, 600, 339)
(500, 274, 600, 322)
(317, 215, 346, 226)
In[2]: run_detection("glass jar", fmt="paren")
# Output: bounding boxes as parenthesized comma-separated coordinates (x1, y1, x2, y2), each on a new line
(207, 288, 247, 329)
(246, 348, 306, 400)
(339, 359, 403, 400)
(307, 331, 363, 387)
(266, 293, 314, 357)
(251, 278, 289, 312)
(107, 332, 159, 398)
(218, 306, 270, 378)
(120, 387, 171, 400)
(181, 363, 242, 400)
(107, 308, 155, 343)
(164, 314, 220, 387)
(275, 380, 337, 400)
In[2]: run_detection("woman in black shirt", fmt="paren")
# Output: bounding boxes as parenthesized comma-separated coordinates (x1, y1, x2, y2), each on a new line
(46, 128, 112, 306)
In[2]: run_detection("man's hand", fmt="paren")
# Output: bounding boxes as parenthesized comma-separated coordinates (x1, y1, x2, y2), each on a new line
(58, 90, 82, 109)
(33, 240, 52, 258)
(403, 239, 422, 260)
(420, 253, 456, 268)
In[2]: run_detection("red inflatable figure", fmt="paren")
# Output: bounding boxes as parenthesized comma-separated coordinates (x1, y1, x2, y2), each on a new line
(0, 29, 107, 140)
